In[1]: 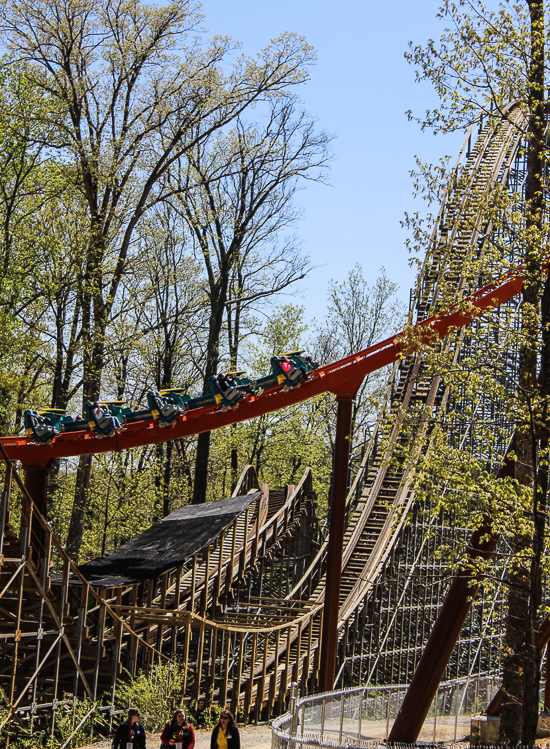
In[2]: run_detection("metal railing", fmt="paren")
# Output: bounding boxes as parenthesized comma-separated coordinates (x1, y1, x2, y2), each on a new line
(271, 676, 504, 749)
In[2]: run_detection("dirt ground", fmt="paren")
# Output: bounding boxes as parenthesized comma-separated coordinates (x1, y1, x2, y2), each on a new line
(77, 728, 550, 749)
(80, 723, 274, 749)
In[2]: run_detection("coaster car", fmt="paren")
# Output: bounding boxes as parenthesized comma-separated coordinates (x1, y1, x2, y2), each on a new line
(84, 402, 123, 437)
(159, 388, 192, 411)
(146, 391, 182, 426)
(23, 409, 59, 444)
(253, 353, 309, 392)
(101, 400, 133, 420)
(283, 350, 319, 372)
(209, 372, 255, 411)
(59, 414, 89, 433)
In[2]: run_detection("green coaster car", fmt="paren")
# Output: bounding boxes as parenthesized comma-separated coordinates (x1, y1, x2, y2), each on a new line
(23, 409, 60, 444)
(146, 391, 183, 425)
(208, 373, 256, 411)
(255, 351, 317, 392)
(84, 402, 123, 437)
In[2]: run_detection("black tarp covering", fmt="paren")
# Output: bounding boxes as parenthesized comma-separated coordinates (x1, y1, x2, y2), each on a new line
(77, 492, 261, 587)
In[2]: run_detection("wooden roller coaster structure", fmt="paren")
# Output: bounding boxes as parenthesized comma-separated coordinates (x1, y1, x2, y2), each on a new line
(0, 103, 538, 740)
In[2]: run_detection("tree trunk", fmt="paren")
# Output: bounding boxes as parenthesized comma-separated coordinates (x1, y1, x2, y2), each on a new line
(500, 2, 545, 744)
(64, 253, 108, 559)
(192, 431, 211, 504)
(192, 293, 228, 504)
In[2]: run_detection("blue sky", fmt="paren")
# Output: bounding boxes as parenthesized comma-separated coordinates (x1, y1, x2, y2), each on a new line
(201, 0, 466, 323)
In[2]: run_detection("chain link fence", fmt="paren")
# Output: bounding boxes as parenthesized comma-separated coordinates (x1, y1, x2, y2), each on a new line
(271, 677, 503, 749)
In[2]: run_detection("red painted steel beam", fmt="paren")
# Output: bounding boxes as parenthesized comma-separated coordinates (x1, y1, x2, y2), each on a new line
(0, 271, 525, 468)
(319, 397, 355, 692)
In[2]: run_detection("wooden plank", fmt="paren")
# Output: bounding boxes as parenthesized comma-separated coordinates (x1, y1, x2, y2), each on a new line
(8, 559, 25, 710)
(216, 531, 224, 605)
(220, 630, 231, 707)
(194, 621, 205, 703)
(244, 632, 257, 719)
(255, 633, 269, 722)
(190, 555, 197, 613)
(226, 519, 237, 595)
(231, 631, 244, 717)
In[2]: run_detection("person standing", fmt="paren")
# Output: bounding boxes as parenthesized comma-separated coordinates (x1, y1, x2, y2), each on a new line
(161, 709, 195, 749)
(112, 707, 146, 749)
(210, 710, 240, 749)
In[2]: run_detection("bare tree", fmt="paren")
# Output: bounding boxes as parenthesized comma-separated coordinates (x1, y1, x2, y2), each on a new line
(314, 265, 404, 467)
(171, 99, 332, 503)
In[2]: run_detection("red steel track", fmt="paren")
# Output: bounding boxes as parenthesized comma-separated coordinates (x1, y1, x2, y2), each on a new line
(1, 269, 524, 468)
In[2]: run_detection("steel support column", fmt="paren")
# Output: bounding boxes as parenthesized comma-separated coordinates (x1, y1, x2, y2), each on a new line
(319, 396, 354, 693)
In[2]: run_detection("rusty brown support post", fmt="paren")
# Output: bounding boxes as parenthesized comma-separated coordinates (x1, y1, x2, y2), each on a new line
(319, 396, 354, 692)
(388, 444, 516, 743)
(0, 464, 12, 563)
(23, 465, 50, 567)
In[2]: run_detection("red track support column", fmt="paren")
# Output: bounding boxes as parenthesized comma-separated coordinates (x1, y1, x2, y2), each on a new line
(319, 395, 354, 693)
(23, 465, 50, 566)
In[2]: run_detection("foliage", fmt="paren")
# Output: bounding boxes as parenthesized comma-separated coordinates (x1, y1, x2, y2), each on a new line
(0, 696, 106, 749)
(114, 662, 185, 733)
(402, 0, 550, 744)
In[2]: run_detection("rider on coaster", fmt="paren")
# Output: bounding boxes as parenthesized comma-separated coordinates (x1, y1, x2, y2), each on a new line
(92, 402, 122, 434)
(278, 355, 309, 382)
(216, 373, 255, 399)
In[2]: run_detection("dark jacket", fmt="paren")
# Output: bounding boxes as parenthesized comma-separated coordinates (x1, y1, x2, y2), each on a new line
(161, 721, 195, 749)
(112, 720, 146, 749)
(210, 725, 240, 749)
